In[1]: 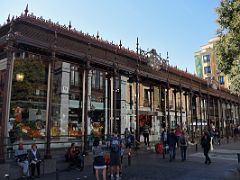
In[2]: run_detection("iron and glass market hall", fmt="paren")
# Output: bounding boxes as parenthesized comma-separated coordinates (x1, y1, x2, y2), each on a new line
(0, 8, 239, 163)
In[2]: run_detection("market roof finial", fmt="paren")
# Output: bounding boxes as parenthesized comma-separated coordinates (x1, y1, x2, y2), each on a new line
(96, 31, 99, 39)
(7, 14, 10, 23)
(119, 40, 122, 49)
(24, 4, 29, 16)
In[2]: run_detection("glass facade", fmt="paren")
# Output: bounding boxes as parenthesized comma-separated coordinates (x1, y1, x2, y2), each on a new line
(51, 61, 83, 137)
(8, 53, 85, 142)
(90, 69, 105, 137)
(9, 54, 49, 141)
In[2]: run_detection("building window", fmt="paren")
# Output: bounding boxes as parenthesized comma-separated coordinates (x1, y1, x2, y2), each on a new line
(219, 76, 224, 85)
(144, 89, 150, 107)
(204, 66, 211, 74)
(203, 54, 210, 63)
(91, 70, 104, 90)
(70, 65, 79, 86)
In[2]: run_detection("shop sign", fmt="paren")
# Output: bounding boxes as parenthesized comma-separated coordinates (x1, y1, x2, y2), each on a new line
(62, 86, 69, 94)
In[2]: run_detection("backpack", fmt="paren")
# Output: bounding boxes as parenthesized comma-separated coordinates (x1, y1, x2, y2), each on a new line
(111, 138, 120, 152)
(180, 136, 186, 145)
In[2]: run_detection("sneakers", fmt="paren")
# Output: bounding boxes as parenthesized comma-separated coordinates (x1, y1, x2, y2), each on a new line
(111, 174, 121, 180)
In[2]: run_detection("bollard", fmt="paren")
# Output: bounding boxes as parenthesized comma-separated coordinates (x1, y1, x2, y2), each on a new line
(195, 144, 198, 152)
(5, 174, 9, 180)
(237, 153, 240, 164)
(56, 169, 59, 180)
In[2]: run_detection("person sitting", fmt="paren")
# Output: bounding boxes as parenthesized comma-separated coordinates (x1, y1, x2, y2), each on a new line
(15, 143, 29, 178)
(68, 143, 83, 170)
(28, 144, 42, 178)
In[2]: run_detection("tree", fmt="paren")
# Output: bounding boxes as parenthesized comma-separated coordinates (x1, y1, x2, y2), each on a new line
(215, 0, 240, 95)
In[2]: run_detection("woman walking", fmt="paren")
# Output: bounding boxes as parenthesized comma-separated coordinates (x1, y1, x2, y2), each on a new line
(92, 137, 107, 180)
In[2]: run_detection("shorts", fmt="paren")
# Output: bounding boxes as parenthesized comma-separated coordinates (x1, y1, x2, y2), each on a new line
(110, 152, 121, 166)
(94, 156, 106, 167)
(94, 165, 106, 170)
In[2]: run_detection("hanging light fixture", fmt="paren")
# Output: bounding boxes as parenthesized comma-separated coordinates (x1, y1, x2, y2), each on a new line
(16, 73, 24, 82)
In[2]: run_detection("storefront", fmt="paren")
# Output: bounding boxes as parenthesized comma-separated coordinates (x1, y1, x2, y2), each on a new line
(0, 13, 239, 163)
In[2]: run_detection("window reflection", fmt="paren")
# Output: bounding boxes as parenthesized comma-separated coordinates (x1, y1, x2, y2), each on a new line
(52, 61, 83, 137)
(9, 54, 48, 141)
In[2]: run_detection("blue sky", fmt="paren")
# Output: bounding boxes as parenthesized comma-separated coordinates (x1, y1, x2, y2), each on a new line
(0, 0, 219, 73)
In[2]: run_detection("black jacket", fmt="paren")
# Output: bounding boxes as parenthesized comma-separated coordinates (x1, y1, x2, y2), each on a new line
(201, 134, 211, 151)
(28, 149, 41, 162)
(167, 132, 177, 148)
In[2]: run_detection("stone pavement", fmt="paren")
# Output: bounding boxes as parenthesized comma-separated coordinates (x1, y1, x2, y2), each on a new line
(37, 140, 240, 180)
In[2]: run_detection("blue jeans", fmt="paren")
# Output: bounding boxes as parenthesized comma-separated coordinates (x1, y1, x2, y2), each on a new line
(180, 146, 187, 161)
(169, 145, 176, 161)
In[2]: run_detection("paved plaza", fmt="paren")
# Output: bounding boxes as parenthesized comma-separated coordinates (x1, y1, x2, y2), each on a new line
(38, 141, 240, 180)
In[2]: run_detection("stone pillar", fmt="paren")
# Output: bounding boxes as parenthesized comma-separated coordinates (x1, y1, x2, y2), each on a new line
(59, 62, 70, 136)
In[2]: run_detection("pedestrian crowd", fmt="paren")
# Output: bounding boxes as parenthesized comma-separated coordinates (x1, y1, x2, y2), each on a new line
(14, 123, 240, 180)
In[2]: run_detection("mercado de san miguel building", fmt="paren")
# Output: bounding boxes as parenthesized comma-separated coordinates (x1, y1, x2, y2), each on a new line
(0, 8, 240, 162)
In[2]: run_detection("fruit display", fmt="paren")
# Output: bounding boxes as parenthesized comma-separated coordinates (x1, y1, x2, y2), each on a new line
(14, 120, 44, 139)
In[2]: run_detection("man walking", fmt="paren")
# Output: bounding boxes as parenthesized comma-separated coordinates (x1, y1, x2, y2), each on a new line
(179, 131, 188, 161)
(167, 129, 178, 162)
(110, 131, 122, 180)
(142, 123, 150, 148)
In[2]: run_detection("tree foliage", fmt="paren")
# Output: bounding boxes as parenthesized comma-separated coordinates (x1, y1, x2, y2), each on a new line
(215, 0, 240, 94)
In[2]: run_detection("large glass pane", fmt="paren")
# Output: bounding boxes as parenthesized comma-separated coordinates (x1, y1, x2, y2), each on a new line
(90, 69, 105, 137)
(9, 55, 49, 141)
(51, 61, 83, 138)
